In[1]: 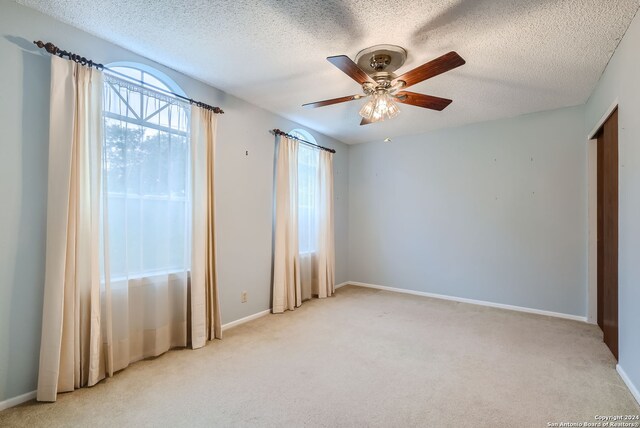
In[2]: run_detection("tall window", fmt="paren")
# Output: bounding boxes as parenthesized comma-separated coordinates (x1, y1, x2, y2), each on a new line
(291, 129, 320, 254)
(102, 64, 191, 279)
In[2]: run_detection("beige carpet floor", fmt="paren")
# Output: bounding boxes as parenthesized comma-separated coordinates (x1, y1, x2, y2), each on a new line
(1, 285, 638, 427)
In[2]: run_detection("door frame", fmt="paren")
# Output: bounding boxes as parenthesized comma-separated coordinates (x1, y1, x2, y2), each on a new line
(586, 99, 618, 325)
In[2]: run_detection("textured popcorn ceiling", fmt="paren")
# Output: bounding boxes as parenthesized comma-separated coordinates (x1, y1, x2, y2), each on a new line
(16, 0, 640, 144)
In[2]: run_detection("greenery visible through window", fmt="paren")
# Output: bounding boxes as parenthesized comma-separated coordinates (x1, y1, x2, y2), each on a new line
(102, 65, 191, 279)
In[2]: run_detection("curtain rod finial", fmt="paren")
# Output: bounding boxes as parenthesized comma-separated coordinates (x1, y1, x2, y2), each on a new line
(34, 40, 59, 55)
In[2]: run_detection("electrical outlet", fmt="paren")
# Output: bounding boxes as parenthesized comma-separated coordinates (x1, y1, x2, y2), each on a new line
(241, 291, 247, 303)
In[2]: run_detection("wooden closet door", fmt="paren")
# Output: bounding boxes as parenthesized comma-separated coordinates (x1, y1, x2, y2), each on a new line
(597, 108, 618, 360)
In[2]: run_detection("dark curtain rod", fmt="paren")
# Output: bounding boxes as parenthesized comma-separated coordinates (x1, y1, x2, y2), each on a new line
(33, 41, 224, 114)
(271, 129, 336, 154)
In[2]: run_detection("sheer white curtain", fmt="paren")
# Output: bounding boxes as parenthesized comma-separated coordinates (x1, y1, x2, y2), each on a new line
(298, 145, 335, 299)
(298, 144, 319, 300)
(101, 74, 191, 373)
(38, 56, 104, 402)
(272, 135, 301, 313)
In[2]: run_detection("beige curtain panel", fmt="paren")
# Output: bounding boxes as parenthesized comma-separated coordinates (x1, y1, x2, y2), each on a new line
(38, 58, 223, 402)
(272, 135, 302, 313)
(37, 56, 104, 402)
(316, 150, 335, 298)
(190, 106, 222, 347)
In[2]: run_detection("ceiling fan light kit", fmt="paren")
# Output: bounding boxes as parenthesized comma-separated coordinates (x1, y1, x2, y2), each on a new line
(303, 44, 465, 126)
(359, 91, 400, 122)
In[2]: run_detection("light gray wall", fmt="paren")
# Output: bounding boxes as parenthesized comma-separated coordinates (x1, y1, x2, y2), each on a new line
(348, 105, 588, 317)
(585, 8, 640, 399)
(0, 1, 349, 403)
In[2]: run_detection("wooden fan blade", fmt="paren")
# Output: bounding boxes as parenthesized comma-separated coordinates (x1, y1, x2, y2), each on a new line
(393, 51, 465, 89)
(302, 94, 362, 109)
(360, 117, 373, 126)
(395, 91, 452, 111)
(327, 55, 375, 85)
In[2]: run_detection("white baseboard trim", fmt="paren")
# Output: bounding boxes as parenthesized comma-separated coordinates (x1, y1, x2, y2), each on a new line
(215, 285, 355, 332)
(0, 390, 36, 412)
(222, 283, 356, 331)
(617, 364, 640, 406)
(345, 281, 587, 322)
(221, 309, 271, 332)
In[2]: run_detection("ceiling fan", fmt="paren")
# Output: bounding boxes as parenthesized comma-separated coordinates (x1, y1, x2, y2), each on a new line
(302, 45, 465, 125)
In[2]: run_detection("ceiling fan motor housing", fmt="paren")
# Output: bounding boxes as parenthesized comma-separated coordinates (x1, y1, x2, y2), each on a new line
(355, 44, 408, 73)
(356, 44, 408, 92)
(370, 54, 391, 71)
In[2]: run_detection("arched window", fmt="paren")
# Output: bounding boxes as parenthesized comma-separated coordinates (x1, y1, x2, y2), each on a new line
(288, 128, 314, 144)
(291, 129, 320, 254)
(102, 63, 191, 278)
(107, 62, 186, 96)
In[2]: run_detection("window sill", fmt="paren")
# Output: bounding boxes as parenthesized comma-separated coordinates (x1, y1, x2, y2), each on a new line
(105, 269, 189, 285)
